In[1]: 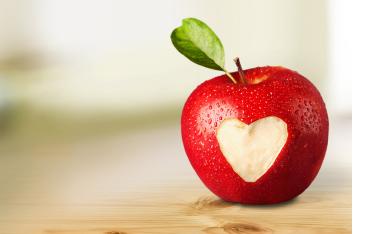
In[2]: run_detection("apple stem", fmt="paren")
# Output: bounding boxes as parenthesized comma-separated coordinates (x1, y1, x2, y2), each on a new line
(223, 69, 237, 84)
(234, 57, 246, 84)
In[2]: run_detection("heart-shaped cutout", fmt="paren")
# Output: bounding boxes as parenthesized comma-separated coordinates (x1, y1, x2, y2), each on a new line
(216, 116, 288, 182)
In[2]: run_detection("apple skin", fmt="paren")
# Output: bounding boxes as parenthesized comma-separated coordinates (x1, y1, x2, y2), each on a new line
(181, 66, 329, 204)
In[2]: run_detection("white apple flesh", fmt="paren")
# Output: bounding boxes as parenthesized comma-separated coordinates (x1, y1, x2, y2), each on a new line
(216, 116, 288, 182)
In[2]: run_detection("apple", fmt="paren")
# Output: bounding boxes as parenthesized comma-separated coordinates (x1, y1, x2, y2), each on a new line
(171, 18, 329, 204)
(181, 66, 329, 204)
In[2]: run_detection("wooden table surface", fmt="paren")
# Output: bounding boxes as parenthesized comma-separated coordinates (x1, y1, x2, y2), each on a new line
(0, 118, 352, 234)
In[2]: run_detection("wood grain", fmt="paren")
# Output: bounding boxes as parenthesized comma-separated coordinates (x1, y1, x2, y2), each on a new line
(0, 120, 352, 234)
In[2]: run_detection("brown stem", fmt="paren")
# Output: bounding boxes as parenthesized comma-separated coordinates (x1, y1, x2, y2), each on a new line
(233, 57, 246, 84)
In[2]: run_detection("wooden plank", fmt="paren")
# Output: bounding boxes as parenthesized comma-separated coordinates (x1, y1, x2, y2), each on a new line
(0, 121, 351, 234)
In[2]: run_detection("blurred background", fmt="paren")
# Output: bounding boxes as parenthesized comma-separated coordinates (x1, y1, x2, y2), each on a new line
(0, 0, 351, 143)
(0, 0, 352, 232)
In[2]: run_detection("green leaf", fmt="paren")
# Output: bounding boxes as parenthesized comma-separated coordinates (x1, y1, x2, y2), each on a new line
(171, 18, 225, 71)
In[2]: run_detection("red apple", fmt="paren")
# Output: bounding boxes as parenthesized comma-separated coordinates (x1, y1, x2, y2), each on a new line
(181, 66, 329, 204)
